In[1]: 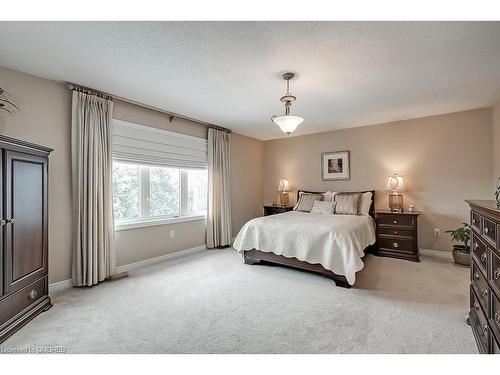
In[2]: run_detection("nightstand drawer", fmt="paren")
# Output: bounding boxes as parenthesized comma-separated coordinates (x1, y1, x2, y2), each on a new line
(378, 214, 415, 227)
(378, 237, 414, 253)
(378, 227, 414, 238)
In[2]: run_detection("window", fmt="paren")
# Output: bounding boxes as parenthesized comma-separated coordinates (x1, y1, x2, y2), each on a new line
(112, 161, 207, 229)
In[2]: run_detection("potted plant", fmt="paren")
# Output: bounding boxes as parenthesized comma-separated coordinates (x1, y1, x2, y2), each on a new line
(445, 223, 471, 267)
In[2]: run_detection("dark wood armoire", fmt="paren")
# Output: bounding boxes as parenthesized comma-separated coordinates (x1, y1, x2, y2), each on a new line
(0, 135, 52, 344)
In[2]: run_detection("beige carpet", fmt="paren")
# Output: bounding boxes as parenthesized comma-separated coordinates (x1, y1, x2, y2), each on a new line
(1, 249, 476, 353)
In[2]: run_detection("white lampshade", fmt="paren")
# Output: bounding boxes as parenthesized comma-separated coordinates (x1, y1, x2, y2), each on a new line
(272, 115, 304, 135)
(385, 174, 405, 192)
(278, 177, 289, 192)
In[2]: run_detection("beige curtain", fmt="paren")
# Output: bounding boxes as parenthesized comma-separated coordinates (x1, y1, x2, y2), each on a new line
(207, 127, 232, 248)
(71, 91, 114, 287)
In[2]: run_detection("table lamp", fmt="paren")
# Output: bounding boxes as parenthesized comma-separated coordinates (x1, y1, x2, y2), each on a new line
(278, 177, 290, 206)
(385, 173, 405, 212)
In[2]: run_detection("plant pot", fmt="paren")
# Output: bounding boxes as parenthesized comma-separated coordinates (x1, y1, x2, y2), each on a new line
(452, 245, 470, 267)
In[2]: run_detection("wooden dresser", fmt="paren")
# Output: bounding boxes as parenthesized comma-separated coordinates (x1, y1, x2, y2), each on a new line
(375, 211, 420, 262)
(466, 200, 500, 354)
(0, 136, 53, 343)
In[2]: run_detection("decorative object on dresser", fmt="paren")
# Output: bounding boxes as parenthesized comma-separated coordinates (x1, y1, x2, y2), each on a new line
(445, 223, 471, 267)
(0, 135, 52, 344)
(321, 151, 350, 180)
(465, 200, 500, 354)
(0, 87, 21, 115)
(263, 205, 294, 216)
(278, 177, 290, 206)
(385, 173, 405, 213)
(495, 177, 500, 208)
(375, 211, 420, 262)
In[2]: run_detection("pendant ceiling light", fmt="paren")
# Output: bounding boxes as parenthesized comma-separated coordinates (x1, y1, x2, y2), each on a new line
(271, 72, 303, 135)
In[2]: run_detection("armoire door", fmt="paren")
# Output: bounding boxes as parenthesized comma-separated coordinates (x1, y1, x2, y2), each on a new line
(4, 150, 48, 294)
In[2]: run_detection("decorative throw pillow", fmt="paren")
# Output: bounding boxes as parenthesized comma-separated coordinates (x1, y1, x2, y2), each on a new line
(311, 200, 336, 215)
(334, 193, 361, 215)
(294, 194, 324, 212)
(359, 192, 373, 216)
(323, 191, 338, 202)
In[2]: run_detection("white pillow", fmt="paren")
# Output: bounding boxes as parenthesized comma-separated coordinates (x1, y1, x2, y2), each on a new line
(359, 192, 373, 216)
(311, 200, 336, 215)
(323, 191, 337, 202)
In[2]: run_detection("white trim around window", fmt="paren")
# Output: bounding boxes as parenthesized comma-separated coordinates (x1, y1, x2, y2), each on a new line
(115, 214, 207, 231)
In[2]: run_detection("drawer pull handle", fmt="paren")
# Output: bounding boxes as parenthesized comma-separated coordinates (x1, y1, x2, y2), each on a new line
(474, 302, 480, 310)
(393, 231, 398, 234)
(0, 219, 5, 225)
(474, 242, 479, 250)
(495, 313, 500, 324)
(28, 290, 38, 299)
(472, 218, 476, 225)
(7, 218, 14, 224)
(481, 253, 487, 262)
(480, 288, 488, 297)
(482, 323, 488, 334)
(495, 268, 500, 280)
(474, 272, 480, 280)
(393, 242, 399, 248)
(484, 227, 489, 234)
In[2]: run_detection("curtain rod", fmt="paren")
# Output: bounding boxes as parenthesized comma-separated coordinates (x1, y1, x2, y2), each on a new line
(209, 124, 232, 133)
(67, 82, 231, 132)
(68, 84, 113, 100)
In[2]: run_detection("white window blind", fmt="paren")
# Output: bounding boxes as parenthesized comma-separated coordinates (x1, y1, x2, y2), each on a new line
(112, 119, 208, 169)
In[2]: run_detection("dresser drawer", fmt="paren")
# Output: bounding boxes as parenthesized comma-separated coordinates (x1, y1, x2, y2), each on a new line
(482, 217, 497, 246)
(378, 215, 415, 227)
(379, 237, 414, 253)
(378, 227, 414, 238)
(470, 288, 489, 353)
(471, 260, 489, 313)
(471, 211, 482, 233)
(471, 232, 488, 274)
(490, 249, 500, 297)
(0, 277, 46, 327)
(490, 290, 500, 339)
(493, 334, 500, 354)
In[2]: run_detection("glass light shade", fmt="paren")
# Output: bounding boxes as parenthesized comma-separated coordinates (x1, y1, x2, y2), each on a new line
(278, 177, 289, 192)
(385, 174, 405, 192)
(272, 115, 303, 134)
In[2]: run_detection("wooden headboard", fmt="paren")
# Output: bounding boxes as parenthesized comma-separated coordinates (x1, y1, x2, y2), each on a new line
(297, 189, 376, 220)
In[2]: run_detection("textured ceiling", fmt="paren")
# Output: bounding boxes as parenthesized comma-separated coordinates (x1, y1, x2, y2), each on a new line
(0, 22, 500, 140)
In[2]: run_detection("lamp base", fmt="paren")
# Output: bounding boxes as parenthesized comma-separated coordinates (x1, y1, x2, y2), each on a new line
(279, 192, 289, 206)
(388, 193, 403, 213)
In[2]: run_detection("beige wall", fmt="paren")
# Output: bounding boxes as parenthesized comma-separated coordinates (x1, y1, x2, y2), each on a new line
(0, 66, 72, 284)
(493, 97, 500, 188)
(263, 109, 493, 251)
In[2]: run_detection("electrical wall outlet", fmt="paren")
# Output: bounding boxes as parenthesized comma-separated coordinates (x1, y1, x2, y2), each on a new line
(170, 230, 175, 239)
(434, 228, 440, 236)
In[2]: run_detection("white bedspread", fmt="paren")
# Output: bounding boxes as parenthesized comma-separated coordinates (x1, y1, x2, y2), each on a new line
(233, 211, 376, 285)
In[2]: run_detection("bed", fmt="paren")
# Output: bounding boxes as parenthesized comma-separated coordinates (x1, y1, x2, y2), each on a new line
(233, 190, 377, 288)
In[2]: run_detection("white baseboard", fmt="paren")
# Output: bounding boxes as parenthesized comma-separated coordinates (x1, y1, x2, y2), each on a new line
(419, 248, 453, 258)
(114, 244, 207, 274)
(49, 278, 73, 293)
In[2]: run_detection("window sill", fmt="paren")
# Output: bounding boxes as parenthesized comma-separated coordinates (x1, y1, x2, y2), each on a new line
(114, 214, 207, 231)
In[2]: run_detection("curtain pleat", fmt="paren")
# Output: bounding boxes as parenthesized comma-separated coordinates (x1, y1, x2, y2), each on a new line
(71, 91, 114, 286)
(207, 128, 232, 248)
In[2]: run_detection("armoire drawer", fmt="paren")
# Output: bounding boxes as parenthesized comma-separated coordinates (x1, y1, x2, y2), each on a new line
(490, 290, 500, 339)
(490, 249, 500, 296)
(493, 334, 500, 354)
(0, 277, 46, 327)
(471, 211, 482, 233)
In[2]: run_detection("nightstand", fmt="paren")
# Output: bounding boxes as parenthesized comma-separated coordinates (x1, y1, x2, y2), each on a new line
(263, 205, 294, 216)
(375, 211, 420, 262)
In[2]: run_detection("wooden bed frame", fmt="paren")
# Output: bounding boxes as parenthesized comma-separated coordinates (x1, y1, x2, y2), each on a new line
(243, 189, 376, 288)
